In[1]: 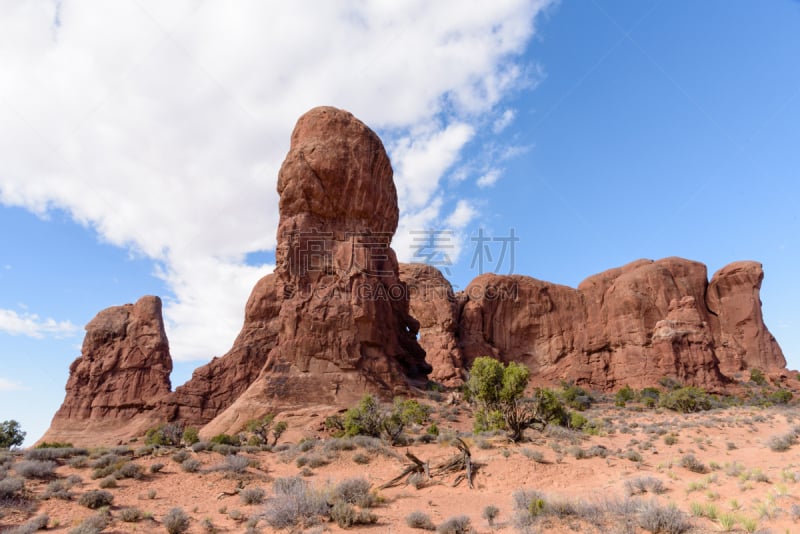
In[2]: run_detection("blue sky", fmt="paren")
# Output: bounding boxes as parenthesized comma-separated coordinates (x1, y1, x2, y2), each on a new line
(1, 0, 799, 445)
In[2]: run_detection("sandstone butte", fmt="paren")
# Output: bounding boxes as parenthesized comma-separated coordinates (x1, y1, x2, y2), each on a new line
(40, 107, 789, 446)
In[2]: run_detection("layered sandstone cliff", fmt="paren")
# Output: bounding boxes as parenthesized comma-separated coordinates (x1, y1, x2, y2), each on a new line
(41, 107, 789, 445)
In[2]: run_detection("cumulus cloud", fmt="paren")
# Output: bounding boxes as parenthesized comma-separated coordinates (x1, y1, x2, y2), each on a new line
(477, 169, 503, 188)
(0, 308, 77, 339)
(493, 109, 517, 133)
(0, 0, 553, 361)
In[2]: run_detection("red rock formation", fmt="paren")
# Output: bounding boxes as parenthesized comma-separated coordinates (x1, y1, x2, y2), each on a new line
(158, 274, 282, 426)
(40, 296, 172, 444)
(41, 107, 790, 445)
(201, 107, 430, 435)
(707, 261, 786, 376)
(455, 256, 784, 391)
(399, 263, 463, 385)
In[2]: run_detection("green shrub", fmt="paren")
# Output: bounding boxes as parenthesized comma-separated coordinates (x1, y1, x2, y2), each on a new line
(35, 441, 73, 449)
(559, 382, 593, 411)
(467, 357, 563, 441)
(660, 387, 711, 413)
(615, 385, 635, 405)
(344, 395, 384, 438)
(144, 423, 183, 447)
(210, 433, 239, 446)
(182, 427, 200, 446)
(750, 368, 766, 385)
(569, 412, 588, 430)
(342, 395, 429, 444)
(329, 501, 378, 528)
(244, 414, 288, 446)
(767, 389, 793, 405)
(0, 420, 25, 449)
(658, 377, 682, 390)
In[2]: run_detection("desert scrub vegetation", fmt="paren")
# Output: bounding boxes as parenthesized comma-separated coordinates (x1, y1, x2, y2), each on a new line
(263, 476, 380, 529)
(0, 420, 26, 449)
(512, 488, 691, 534)
(43, 477, 79, 500)
(767, 431, 798, 452)
(263, 476, 329, 528)
(625, 476, 667, 496)
(0, 477, 25, 499)
(68, 513, 109, 534)
(163, 507, 191, 534)
(13, 460, 57, 479)
(181, 458, 201, 473)
(325, 394, 431, 445)
(679, 453, 707, 474)
(659, 387, 711, 413)
(119, 507, 144, 522)
(24, 446, 88, 461)
(406, 510, 436, 530)
(3, 513, 49, 534)
(78, 489, 113, 509)
(436, 515, 472, 534)
(241, 486, 266, 505)
(144, 422, 184, 446)
(465, 356, 571, 441)
(243, 413, 288, 446)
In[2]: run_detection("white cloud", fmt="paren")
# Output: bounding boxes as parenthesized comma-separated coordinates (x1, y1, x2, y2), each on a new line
(446, 200, 478, 229)
(0, 309, 77, 339)
(0, 377, 26, 392)
(0, 0, 553, 361)
(493, 109, 516, 133)
(477, 169, 503, 188)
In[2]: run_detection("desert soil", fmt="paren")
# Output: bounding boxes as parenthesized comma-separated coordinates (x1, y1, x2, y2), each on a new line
(3, 400, 800, 533)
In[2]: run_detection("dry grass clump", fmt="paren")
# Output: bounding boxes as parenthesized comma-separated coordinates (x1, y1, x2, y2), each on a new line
(24, 447, 88, 461)
(406, 510, 436, 530)
(163, 507, 191, 534)
(512, 488, 691, 534)
(2, 513, 48, 534)
(78, 489, 113, 509)
(119, 507, 144, 522)
(13, 460, 57, 479)
(625, 476, 667, 496)
(436, 515, 472, 534)
(767, 432, 797, 452)
(679, 453, 707, 473)
(181, 458, 201, 473)
(240, 486, 266, 505)
(263, 477, 329, 529)
(331, 477, 373, 507)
